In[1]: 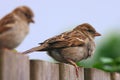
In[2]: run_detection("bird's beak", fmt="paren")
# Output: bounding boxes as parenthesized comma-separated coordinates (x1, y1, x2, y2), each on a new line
(30, 19, 34, 23)
(94, 32, 101, 36)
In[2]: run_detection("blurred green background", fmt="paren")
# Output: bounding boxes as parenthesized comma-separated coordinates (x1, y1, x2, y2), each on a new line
(77, 28, 120, 72)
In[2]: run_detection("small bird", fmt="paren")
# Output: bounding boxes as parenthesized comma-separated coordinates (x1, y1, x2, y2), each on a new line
(0, 6, 34, 50)
(22, 23, 101, 77)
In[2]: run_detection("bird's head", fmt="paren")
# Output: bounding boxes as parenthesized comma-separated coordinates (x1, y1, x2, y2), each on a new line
(74, 23, 101, 39)
(13, 6, 34, 24)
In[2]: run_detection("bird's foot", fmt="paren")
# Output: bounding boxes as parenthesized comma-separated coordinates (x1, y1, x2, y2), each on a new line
(66, 59, 79, 78)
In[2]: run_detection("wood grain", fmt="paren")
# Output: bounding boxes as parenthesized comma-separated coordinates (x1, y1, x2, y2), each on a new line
(0, 49, 29, 80)
(1, 49, 120, 80)
(59, 63, 84, 80)
(84, 68, 111, 80)
(30, 60, 59, 80)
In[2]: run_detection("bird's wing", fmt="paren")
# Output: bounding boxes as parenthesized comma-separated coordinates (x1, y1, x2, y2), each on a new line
(0, 14, 16, 34)
(40, 30, 86, 49)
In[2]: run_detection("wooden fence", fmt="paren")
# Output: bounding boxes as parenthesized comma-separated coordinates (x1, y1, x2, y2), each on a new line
(0, 49, 120, 80)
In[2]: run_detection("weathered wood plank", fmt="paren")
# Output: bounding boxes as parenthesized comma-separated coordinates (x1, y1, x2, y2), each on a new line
(1, 49, 120, 80)
(59, 63, 84, 80)
(0, 49, 30, 80)
(84, 68, 111, 80)
(30, 60, 59, 80)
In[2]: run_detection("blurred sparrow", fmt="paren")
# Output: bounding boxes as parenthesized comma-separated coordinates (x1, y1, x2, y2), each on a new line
(22, 23, 101, 77)
(0, 6, 34, 50)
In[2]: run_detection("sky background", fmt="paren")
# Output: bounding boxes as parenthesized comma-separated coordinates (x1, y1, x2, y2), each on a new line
(0, 0, 120, 61)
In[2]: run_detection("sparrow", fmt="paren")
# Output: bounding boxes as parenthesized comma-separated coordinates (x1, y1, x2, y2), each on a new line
(22, 23, 101, 77)
(0, 6, 34, 50)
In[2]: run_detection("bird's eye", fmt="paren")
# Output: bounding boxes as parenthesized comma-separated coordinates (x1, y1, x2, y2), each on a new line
(87, 30, 94, 33)
(23, 13, 31, 19)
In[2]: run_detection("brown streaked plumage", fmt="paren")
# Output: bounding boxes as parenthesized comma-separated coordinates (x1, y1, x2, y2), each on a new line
(0, 6, 34, 49)
(22, 23, 101, 77)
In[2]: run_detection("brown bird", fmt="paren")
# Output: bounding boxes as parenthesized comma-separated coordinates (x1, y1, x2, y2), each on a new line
(0, 6, 34, 50)
(22, 23, 101, 77)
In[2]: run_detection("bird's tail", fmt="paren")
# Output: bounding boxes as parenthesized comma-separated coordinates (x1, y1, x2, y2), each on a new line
(22, 43, 50, 54)
(22, 46, 42, 54)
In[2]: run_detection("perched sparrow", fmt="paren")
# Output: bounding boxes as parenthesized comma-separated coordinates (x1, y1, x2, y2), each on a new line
(22, 23, 101, 77)
(0, 6, 34, 50)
